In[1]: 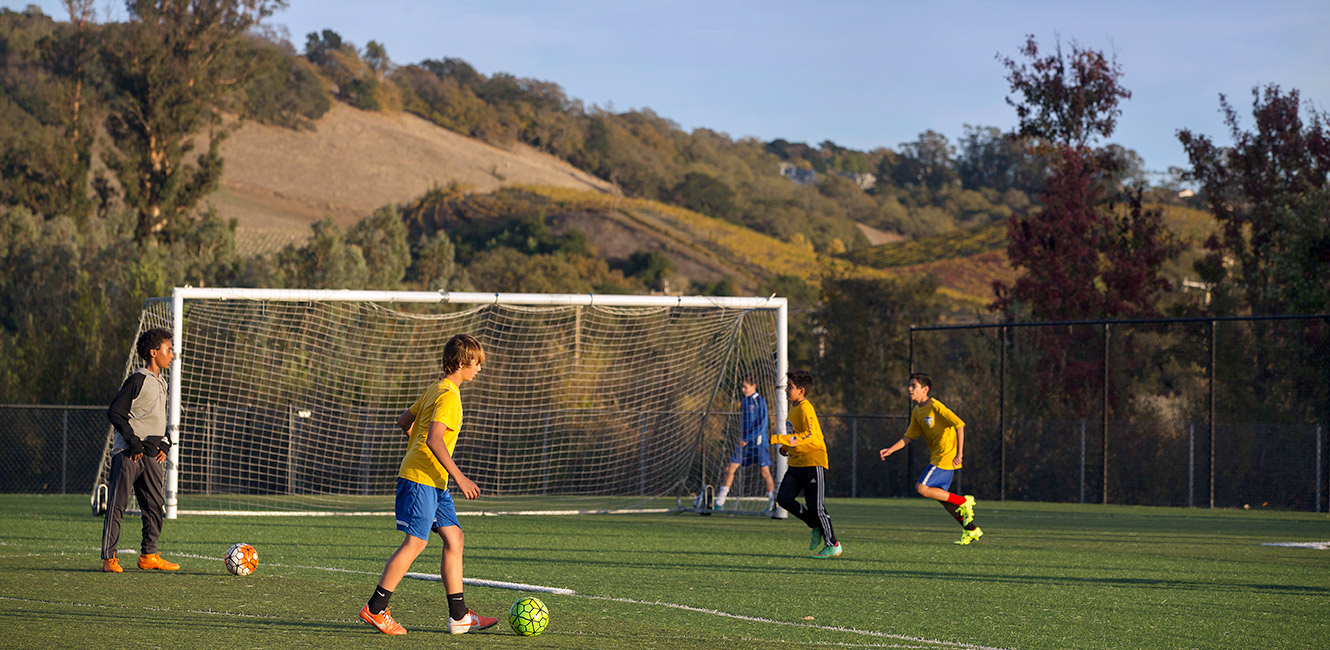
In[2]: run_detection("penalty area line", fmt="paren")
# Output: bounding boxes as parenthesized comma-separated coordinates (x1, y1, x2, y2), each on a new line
(579, 594, 1012, 650)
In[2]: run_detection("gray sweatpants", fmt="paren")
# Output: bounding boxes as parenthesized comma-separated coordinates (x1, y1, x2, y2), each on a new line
(100, 452, 166, 559)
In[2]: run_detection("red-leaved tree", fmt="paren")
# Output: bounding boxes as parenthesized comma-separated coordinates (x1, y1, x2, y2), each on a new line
(992, 35, 1178, 321)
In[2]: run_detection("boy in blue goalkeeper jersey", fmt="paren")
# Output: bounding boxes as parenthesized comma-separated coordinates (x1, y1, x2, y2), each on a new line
(715, 376, 775, 510)
(880, 373, 982, 545)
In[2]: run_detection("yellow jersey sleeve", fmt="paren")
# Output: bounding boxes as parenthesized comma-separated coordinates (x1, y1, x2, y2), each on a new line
(432, 388, 462, 432)
(936, 402, 965, 429)
(906, 409, 924, 440)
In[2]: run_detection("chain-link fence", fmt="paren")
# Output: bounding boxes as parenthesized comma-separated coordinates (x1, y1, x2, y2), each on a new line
(0, 405, 110, 494)
(908, 315, 1330, 511)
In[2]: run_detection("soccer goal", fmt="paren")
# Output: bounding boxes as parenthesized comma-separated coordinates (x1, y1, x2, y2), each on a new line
(91, 288, 788, 518)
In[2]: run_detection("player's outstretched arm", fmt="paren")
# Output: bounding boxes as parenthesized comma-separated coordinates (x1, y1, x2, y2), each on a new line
(879, 437, 909, 460)
(426, 422, 479, 499)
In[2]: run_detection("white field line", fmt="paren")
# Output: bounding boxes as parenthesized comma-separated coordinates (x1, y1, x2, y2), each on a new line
(0, 596, 951, 649)
(14, 544, 1010, 649)
(1260, 540, 1330, 550)
(580, 594, 1011, 650)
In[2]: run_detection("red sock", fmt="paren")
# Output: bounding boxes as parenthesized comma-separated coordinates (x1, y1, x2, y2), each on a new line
(944, 492, 966, 506)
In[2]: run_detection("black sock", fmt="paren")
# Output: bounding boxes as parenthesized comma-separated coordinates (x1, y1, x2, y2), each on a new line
(367, 586, 392, 615)
(964, 523, 977, 531)
(447, 592, 467, 620)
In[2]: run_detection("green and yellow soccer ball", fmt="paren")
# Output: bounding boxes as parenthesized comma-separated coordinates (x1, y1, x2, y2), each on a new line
(508, 596, 549, 636)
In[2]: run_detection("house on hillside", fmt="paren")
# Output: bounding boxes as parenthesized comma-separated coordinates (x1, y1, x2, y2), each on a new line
(778, 162, 875, 191)
(837, 171, 876, 191)
(778, 162, 818, 185)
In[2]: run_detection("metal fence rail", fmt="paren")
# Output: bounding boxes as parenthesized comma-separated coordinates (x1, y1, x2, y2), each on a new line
(0, 405, 109, 494)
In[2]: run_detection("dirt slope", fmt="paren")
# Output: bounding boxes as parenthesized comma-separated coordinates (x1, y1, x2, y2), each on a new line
(209, 103, 615, 252)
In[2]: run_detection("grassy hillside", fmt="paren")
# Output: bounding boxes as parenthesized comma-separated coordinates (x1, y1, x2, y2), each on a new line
(521, 187, 893, 288)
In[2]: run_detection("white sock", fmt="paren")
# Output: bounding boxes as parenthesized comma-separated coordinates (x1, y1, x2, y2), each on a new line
(715, 486, 730, 505)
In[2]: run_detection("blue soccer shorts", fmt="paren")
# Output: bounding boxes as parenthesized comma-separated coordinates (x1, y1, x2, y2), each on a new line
(395, 477, 460, 540)
(917, 465, 955, 490)
(729, 440, 772, 467)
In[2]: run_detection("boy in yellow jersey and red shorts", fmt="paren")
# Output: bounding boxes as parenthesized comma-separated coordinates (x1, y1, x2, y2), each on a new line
(880, 372, 982, 545)
(770, 370, 842, 558)
(359, 334, 499, 635)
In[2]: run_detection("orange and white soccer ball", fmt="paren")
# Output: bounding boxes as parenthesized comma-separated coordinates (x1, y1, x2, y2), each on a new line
(224, 543, 259, 576)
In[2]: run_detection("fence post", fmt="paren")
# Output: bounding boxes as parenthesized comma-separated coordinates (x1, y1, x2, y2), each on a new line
(1209, 319, 1216, 509)
(288, 405, 296, 496)
(542, 413, 550, 494)
(1188, 422, 1195, 508)
(1102, 323, 1110, 505)
(851, 417, 858, 499)
(639, 412, 647, 496)
(1316, 423, 1323, 513)
(1079, 419, 1086, 504)
(1000, 325, 1007, 502)
(61, 409, 69, 494)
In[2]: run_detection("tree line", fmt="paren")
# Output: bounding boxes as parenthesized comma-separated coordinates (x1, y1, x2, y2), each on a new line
(2, 3, 1327, 428)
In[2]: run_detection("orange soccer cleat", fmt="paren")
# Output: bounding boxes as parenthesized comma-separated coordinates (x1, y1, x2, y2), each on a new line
(137, 553, 180, 571)
(102, 557, 123, 573)
(359, 604, 407, 635)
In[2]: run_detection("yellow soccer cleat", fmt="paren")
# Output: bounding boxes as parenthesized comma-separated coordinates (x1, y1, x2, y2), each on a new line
(954, 527, 984, 545)
(955, 495, 977, 527)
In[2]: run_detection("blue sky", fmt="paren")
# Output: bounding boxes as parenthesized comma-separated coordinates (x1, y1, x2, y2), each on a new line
(10, 0, 1330, 175)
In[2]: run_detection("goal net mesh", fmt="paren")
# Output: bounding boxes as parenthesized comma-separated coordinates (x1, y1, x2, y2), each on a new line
(93, 296, 782, 515)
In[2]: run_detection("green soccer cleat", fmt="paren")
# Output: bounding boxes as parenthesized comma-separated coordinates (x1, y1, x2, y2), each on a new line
(955, 495, 977, 526)
(811, 542, 842, 558)
(809, 527, 823, 551)
(954, 527, 984, 545)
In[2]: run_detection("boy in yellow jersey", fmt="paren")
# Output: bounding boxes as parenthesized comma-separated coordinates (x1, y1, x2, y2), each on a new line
(879, 373, 982, 545)
(770, 370, 841, 558)
(359, 334, 498, 635)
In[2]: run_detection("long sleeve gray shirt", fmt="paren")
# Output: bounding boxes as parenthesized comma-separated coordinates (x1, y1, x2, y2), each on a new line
(107, 367, 169, 454)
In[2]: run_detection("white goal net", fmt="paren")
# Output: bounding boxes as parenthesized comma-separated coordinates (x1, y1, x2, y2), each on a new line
(92, 289, 788, 517)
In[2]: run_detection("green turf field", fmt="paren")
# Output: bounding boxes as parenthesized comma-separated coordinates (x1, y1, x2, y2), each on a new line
(1, 495, 1327, 649)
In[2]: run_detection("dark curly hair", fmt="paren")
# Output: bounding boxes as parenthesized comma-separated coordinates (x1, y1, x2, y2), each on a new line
(136, 327, 172, 363)
(786, 370, 814, 394)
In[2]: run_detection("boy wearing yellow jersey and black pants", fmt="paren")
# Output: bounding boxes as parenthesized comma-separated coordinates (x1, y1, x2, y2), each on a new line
(359, 334, 499, 635)
(880, 373, 982, 545)
(770, 370, 842, 558)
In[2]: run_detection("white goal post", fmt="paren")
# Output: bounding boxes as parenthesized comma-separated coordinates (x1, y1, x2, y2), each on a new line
(93, 288, 788, 518)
